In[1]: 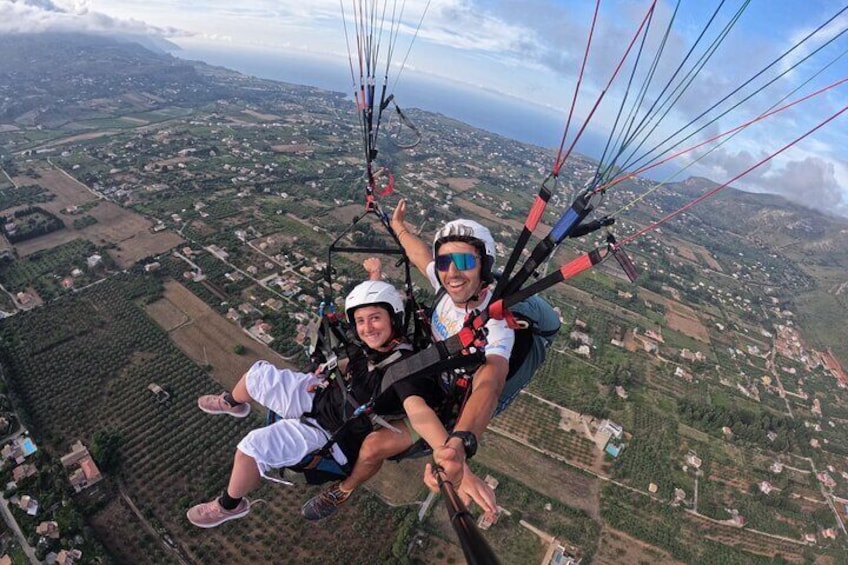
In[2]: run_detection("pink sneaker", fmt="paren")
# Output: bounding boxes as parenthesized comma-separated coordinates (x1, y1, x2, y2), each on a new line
(186, 497, 251, 528)
(197, 393, 251, 418)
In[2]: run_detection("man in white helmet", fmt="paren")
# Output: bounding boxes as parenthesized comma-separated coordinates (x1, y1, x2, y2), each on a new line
(301, 202, 512, 520)
(186, 272, 465, 528)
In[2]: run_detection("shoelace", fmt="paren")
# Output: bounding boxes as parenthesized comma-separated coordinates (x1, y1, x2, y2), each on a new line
(326, 486, 351, 503)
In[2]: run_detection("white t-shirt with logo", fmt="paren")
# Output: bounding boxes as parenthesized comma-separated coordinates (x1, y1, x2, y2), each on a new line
(426, 262, 514, 360)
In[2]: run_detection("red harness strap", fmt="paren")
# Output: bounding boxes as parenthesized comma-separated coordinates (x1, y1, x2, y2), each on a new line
(487, 298, 521, 329)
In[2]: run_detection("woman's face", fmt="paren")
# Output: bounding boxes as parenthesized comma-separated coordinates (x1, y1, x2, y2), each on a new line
(353, 305, 393, 351)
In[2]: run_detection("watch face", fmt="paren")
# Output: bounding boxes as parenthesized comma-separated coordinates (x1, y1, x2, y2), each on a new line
(451, 431, 477, 458)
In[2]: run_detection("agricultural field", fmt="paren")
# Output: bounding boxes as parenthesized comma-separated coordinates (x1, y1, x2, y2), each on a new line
(8, 164, 183, 267)
(13, 167, 97, 210)
(491, 393, 599, 470)
(600, 484, 810, 563)
(145, 280, 293, 389)
(0, 273, 406, 564)
(85, 201, 184, 267)
(475, 432, 601, 520)
(0, 207, 64, 243)
(0, 182, 53, 211)
(527, 349, 608, 417)
(594, 526, 682, 565)
(0, 238, 104, 294)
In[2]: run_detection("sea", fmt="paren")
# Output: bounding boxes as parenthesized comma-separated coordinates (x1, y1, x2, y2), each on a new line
(172, 45, 610, 158)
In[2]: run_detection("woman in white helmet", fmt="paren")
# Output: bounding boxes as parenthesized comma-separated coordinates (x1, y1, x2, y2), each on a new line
(186, 260, 458, 528)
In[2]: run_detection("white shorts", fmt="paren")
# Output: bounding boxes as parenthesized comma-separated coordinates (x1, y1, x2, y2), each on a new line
(236, 361, 349, 479)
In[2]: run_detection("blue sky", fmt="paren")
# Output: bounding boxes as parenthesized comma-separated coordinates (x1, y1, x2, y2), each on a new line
(3, 0, 848, 215)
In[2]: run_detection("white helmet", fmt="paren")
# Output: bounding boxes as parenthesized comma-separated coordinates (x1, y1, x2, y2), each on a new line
(433, 219, 496, 282)
(345, 280, 405, 331)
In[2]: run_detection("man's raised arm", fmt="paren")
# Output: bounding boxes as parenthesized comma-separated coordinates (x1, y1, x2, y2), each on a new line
(391, 199, 432, 276)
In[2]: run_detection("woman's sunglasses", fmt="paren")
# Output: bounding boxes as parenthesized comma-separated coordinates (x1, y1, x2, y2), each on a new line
(435, 252, 480, 272)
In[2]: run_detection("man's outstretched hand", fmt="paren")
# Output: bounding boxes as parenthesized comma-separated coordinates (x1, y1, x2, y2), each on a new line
(424, 454, 498, 524)
(429, 444, 464, 489)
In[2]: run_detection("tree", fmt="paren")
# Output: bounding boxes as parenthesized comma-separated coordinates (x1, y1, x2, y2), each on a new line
(91, 429, 122, 473)
(233, 344, 246, 355)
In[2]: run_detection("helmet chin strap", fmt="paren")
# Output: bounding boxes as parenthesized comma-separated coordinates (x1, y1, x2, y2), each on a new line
(460, 281, 485, 310)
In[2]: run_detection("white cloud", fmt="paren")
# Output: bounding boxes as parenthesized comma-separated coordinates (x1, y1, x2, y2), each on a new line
(762, 156, 846, 214)
(0, 0, 185, 36)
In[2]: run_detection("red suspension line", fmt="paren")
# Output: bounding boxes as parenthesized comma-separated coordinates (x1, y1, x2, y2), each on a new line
(619, 104, 848, 247)
(553, 0, 658, 176)
(593, 76, 848, 195)
(554, 0, 601, 172)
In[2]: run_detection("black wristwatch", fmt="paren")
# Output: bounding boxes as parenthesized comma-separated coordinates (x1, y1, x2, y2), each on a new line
(446, 431, 478, 459)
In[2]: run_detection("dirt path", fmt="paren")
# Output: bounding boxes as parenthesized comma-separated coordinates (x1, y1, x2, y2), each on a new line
(118, 482, 191, 565)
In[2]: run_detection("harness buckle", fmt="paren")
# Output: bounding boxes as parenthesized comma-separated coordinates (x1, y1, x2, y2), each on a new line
(315, 354, 338, 377)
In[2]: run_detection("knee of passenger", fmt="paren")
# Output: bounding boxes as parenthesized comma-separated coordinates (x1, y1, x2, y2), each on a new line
(235, 447, 253, 462)
(359, 434, 391, 462)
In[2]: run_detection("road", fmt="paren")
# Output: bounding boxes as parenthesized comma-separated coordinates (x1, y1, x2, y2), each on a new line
(118, 482, 191, 565)
(801, 456, 848, 537)
(46, 158, 105, 201)
(693, 475, 699, 513)
(0, 492, 40, 564)
(768, 344, 795, 419)
(0, 166, 17, 188)
(0, 369, 38, 563)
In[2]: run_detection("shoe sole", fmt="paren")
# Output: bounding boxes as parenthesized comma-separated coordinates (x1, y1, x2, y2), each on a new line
(186, 508, 250, 528)
(198, 404, 251, 418)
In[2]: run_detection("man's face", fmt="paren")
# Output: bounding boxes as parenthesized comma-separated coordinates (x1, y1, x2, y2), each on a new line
(436, 241, 483, 306)
(352, 305, 393, 350)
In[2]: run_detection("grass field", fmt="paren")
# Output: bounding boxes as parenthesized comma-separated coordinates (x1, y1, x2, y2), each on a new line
(794, 289, 848, 368)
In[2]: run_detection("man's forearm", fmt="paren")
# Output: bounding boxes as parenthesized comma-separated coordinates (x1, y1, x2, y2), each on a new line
(454, 358, 507, 438)
(395, 228, 431, 275)
(454, 380, 500, 438)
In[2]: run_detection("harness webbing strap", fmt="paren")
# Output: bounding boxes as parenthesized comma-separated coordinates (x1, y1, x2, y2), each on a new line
(569, 216, 614, 238)
(499, 248, 604, 309)
(493, 181, 553, 301)
(526, 195, 547, 232)
(370, 344, 412, 370)
(560, 252, 596, 279)
(486, 299, 520, 330)
(300, 343, 413, 466)
(500, 191, 594, 299)
(610, 241, 639, 282)
(487, 299, 505, 322)
(379, 338, 484, 394)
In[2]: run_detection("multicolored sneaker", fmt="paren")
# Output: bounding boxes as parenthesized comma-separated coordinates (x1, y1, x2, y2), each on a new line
(301, 482, 352, 521)
(186, 497, 251, 528)
(197, 393, 251, 418)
